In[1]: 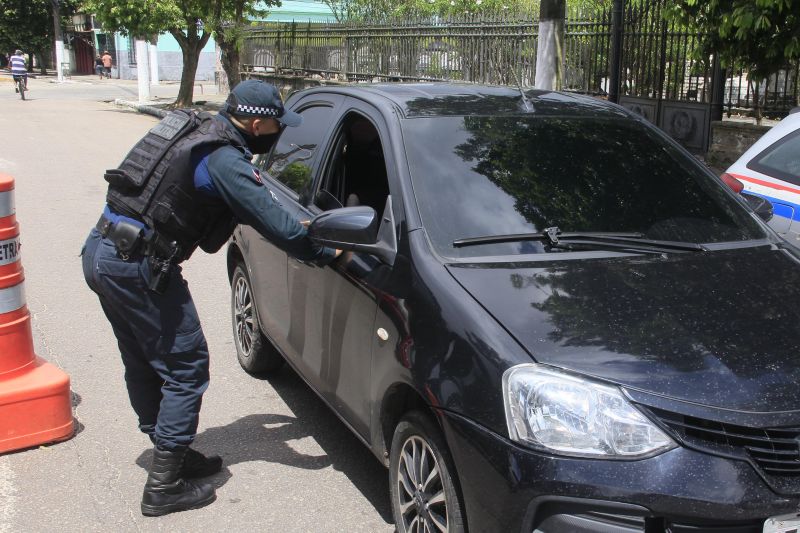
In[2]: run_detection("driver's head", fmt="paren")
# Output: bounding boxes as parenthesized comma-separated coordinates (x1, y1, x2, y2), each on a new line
(14, 50, 21, 55)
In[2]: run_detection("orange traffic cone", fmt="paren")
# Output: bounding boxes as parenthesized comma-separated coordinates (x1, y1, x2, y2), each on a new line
(0, 173, 73, 453)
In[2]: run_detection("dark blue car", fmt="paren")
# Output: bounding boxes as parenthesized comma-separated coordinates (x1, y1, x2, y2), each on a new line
(228, 83, 800, 532)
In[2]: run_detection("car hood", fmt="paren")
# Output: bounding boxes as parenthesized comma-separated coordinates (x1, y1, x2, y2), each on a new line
(446, 245, 800, 412)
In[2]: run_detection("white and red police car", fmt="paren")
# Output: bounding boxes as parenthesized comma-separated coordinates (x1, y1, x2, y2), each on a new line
(724, 109, 800, 236)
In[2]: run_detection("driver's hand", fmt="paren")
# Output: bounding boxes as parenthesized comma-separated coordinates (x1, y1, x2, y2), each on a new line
(300, 220, 311, 228)
(334, 249, 343, 258)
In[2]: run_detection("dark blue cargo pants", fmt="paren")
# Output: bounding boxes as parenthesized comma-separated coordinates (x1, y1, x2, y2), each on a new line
(81, 228, 209, 450)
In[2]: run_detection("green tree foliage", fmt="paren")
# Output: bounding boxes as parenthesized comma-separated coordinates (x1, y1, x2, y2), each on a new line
(82, 0, 214, 106)
(320, 0, 536, 21)
(0, 0, 78, 73)
(320, 0, 611, 21)
(668, 0, 800, 121)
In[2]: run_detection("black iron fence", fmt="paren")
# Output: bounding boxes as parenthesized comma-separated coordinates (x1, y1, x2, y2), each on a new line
(240, 6, 799, 119)
(242, 7, 612, 94)
(725, 65, 800, 118)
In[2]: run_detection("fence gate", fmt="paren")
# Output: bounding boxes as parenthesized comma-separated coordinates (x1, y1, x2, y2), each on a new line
(617, 0, 717, 153)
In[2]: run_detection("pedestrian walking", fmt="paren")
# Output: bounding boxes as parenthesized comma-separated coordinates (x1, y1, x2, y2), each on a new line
(81, 80, 340, 517)
(95, 54, 104, 79)
(101, 50, 112, 78)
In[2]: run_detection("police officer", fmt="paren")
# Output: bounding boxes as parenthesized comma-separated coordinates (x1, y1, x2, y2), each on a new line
(82, 80, 340, 516)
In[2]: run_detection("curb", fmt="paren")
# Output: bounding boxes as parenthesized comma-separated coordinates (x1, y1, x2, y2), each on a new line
(113, 98, 225, 118)
(113, 99, 169, 118)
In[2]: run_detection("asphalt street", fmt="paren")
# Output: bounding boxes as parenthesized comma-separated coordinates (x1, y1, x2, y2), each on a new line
(0, 75, 394, 532)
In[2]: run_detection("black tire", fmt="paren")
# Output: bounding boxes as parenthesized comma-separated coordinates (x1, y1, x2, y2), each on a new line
(230, 263, 284, 375)
(389, 411, 465, 533)
(18, 80, 25, 100)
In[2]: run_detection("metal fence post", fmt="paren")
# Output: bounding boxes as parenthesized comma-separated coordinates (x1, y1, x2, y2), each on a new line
(608, 0, 623, 103)
(710, 53, 725, 122)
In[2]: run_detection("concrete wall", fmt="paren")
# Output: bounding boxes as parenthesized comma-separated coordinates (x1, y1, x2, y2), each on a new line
(706, 121, 772, 171)
(116, 33, 217, 81)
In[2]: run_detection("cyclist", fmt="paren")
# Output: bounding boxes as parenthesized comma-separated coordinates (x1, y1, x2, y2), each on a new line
(9, 50, 27, 92)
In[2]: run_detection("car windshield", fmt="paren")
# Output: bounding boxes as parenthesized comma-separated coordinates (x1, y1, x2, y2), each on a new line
(402, 115, 767, 258)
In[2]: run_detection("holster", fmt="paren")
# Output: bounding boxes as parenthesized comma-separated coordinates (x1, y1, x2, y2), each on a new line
(96, 216, 143, 255)
(96, 216, 178, 260)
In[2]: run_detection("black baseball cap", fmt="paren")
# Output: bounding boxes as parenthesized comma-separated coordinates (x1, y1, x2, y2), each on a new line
(225, 80, 302, 127)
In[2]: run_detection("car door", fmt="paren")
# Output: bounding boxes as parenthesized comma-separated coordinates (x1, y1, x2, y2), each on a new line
(289, 100, 398, 439)
(743, 127, 800, 235)
(246, 94, 344, 367)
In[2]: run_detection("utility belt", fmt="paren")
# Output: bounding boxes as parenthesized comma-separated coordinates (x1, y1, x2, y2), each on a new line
(96, 215, 182, 294)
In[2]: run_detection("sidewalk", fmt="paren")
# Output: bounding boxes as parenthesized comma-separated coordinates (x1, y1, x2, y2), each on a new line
(61, 74, 228, 118)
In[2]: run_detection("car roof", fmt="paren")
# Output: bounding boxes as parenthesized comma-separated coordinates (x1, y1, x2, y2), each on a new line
(728, 111, 800, 170)
(300, 82, 631, 120)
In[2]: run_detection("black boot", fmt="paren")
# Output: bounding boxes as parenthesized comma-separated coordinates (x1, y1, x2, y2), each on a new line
(181, 447, 223, 479)
(141, 446, 216, 517)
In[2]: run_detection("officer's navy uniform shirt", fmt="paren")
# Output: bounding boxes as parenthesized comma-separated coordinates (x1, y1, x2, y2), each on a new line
(105, 113, 333, 263)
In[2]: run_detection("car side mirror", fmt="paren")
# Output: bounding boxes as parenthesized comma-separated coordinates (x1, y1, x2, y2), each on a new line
(309, 206, 379, 245)
(741, 192, 774, 222)
(308, 196, 398, 265)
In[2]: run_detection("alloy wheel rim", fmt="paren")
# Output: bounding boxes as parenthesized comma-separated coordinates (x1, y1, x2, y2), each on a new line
(234, 275, 254, 357)
(396, 435, 448, 533)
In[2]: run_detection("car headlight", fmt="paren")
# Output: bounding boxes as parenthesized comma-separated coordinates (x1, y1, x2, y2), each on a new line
(502, 364, 676, 459)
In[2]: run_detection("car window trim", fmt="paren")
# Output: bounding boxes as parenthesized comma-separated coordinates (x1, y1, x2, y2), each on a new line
(746, 128, 800, 186)
(262, 95, 345, 202)
(307, 102, 389, 210)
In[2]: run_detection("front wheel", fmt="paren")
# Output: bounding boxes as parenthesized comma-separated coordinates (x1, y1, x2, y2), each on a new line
(389, 411, 465, 533)
(230, 263, 284, 375)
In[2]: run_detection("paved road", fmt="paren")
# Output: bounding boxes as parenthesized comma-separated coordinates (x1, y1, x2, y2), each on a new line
(0, 76, 394, 533)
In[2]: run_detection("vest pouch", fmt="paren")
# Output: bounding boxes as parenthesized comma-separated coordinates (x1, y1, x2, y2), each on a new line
(151, 202, 173, 224)
(104, 169, 145, 191)
(156, 185, 206, 233)
(199, 216, 237, 253)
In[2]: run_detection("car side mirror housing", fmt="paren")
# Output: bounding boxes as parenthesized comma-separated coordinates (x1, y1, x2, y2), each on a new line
(741, 192, 774, 222)
(309, 206, 379, 245)
(308, 196, 398, 266)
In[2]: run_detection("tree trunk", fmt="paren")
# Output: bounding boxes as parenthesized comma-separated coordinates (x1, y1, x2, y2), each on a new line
(36, 49, 48, 75)
(177, 43, 200, 107)
(535, 0, 566, 90)
(749, 76, 763, 125)
(220, 42, 241, 91)
(170, 26, 211, 107)
(216, 1, 246, 92)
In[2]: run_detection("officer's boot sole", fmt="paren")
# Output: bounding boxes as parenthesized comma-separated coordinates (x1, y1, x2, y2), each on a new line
(141, 492, 216, 517)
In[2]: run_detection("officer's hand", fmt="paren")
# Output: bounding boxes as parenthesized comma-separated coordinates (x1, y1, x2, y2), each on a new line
(300, 220, 311, 228)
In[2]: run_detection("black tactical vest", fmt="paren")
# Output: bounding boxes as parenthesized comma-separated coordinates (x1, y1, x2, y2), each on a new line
(105, 110, 246, 260)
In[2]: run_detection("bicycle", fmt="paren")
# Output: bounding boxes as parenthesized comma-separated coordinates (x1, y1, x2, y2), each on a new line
(14, 76, 26, 100)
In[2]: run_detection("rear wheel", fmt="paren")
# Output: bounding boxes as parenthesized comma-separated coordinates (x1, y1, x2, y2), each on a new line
(231, 263, 284, 375)
(390, 411, 465, 533)
(17, 79, 25, 100)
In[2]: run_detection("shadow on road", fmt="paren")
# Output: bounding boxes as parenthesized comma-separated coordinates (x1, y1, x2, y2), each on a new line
(134, 364, 393, 525)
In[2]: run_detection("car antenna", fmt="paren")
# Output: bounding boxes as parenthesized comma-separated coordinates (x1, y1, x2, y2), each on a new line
(508, 60, 535, 113)
(487, 55, 534, 112)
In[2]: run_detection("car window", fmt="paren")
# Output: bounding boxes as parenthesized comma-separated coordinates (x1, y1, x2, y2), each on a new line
(263, 105, 335, 197)
(316, 113, 390, 215)
(747, 130, 800, 186)
(402, 116, 767, 258)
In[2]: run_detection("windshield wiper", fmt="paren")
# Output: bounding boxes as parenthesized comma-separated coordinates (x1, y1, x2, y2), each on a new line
(452, 227, 707, 253)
